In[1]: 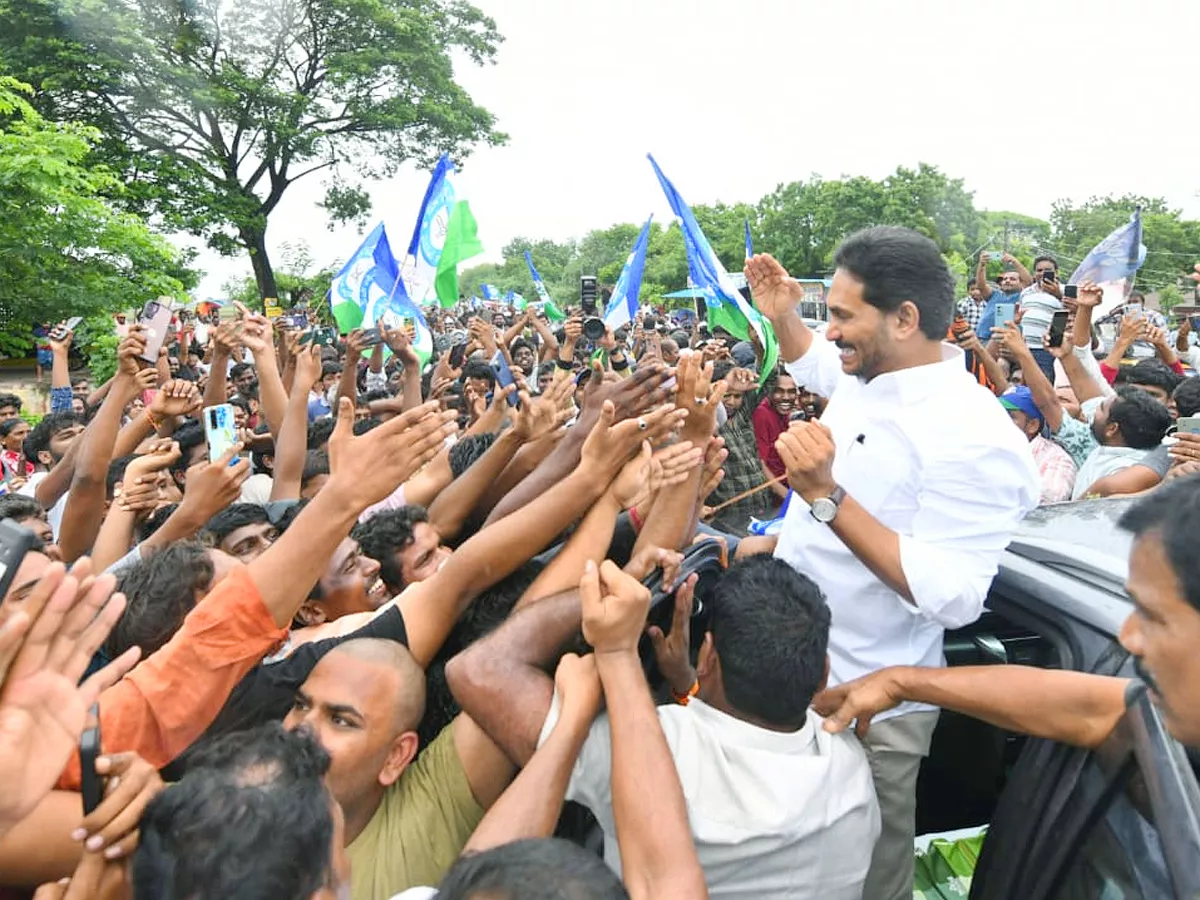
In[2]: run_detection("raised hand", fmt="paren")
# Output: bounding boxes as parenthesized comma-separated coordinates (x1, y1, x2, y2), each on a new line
(700, 436, 728, 498)
(554, 653, 604, 729)
(775, 419, 838, 505)
(744, 253, 804, 320)
(580, 400, 688, 481)
(1075, 280, 1104, 309)
(116, 327, 148, 377)
(178, 443, 251, 521)
(610, 440, 702, 512)
(0, 561, 142, 836)
(675, 350, 726, 440)
(148, 379, 201, 419)
(580, 559, 652, 657)
(382, 322, 420, 367)
(293, 344, 322, 390)
(722, 366, 757, 395)
(647, 574, 700, 696)
(73, 751, 164, 860)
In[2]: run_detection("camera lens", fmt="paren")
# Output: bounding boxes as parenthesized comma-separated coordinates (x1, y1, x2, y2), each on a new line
(582, 318, 607, 341)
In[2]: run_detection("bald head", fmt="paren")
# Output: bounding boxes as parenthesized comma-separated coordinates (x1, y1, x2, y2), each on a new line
(326, 637, 426, 732)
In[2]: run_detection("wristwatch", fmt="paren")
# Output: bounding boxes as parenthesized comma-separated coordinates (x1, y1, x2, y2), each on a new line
(809, 486, 846, 524)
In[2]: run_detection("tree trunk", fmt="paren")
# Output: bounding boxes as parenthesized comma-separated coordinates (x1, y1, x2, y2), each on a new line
(242, 227, 279, 301)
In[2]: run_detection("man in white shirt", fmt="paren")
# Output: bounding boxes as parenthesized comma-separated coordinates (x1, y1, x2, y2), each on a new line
(448, 554, 881, 900)
(745, 226, 1040, 900)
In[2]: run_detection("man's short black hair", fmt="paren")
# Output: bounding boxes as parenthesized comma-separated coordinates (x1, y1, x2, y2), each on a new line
(229, 362, 255, 383)
(1033, 254, 1058, 271)
(202, 503, 270, 545)
(1125, 359, 1183, 396)
(111, 541, 214, 657)
(133, 724, 336, 900)
(353, 417, 381, 436)
(228, 396, 252, 417)
(0, 393, 22, 412)
(320, 361, 342, 379)
(437, 838, 627, 900)
(361, 388, 391, 404)
(449, 432, 496, 478)
(170, 422, 207, 478)
(307, 418, 335, 451)
(0, 494, 44, 524)
(462, 360, 496, 388)
(352, 506, 429, 594)
(706, 555, 830, 729)
(1110, 387, 1172, 450)
(833, 226, 955, 340)
(510, 337, 535, 356)
(106, 454, 138, 501)
(25, 411, 83, 464)
(137, 503, 179, 542)
(301, 450, 330, 492)
(1173, 377, 1200, 418)
(1119, 475, 1200, 613)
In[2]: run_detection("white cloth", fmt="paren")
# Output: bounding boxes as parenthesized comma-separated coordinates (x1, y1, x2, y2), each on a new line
(776, 337, 1039, 719)
(1072, 445, 1148, 500)
(18, 473, 67, 540)
(238, 472, 273, 505)
(388, 890, 437, 900)
(539, 698, 880, 900)
(358, 482, 408, 524)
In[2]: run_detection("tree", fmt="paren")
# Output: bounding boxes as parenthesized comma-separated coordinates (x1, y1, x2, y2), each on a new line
(1048, 196, 1200, 292)
(0, 76, 189, 354)
(0, 0, 505, 301)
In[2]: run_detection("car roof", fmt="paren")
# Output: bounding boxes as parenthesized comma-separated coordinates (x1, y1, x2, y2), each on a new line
(1007, 497, 1136, 593)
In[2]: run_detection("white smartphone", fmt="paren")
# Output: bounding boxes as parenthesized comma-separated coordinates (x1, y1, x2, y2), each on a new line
(203, 404, 237, 463)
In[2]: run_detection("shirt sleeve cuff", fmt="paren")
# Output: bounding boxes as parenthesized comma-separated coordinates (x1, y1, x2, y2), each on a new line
(897, 534, 988, 629)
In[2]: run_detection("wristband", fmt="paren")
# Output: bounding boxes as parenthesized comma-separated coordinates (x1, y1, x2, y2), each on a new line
(628, 504, 643, 533)
(672, 680, 700, 706)
(555, 358, 573, 371)
(611, 357, 630, 371)
(145, 412, 164, 431)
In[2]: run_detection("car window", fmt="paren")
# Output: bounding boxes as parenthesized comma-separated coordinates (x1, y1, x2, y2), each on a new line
(1048, 759, 1173, 900)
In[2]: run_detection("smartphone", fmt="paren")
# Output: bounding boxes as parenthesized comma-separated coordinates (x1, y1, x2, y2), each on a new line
(490, 356, 521, 408)
(80, 705, 102, 815)
(448, 342, 468, 369)
(1189, 315, 1200, 332)
(280, 313, 307, 330)
(50, 316, 84, 341)
(994, 303, 1016, 329)
(299, 327, 337, 347)
(360, 328, 384, 348)
(217, 305, 238, 325)
(1063, 285, 1078, 300)
(137, 298, 174, 364)
(1126, 306, 1145, 321)
(1176, 416, 1200, 435)
(1041, 271, 1056, 284)
(1047, 310, 1070, 348)
(0, 519, 39, 604)
(204, 404, 238, 463)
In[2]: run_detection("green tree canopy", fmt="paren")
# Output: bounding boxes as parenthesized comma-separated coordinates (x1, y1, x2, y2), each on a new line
(0, 0, 505, 301)
(0, 76, 189, 353)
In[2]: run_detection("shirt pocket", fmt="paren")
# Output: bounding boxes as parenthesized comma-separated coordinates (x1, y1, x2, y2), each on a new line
(837, 429, 915, 514)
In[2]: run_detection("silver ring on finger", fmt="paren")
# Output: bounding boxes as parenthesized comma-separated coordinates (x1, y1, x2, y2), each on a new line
(638, 417, 648, 431)
(694, 396, 708, 406)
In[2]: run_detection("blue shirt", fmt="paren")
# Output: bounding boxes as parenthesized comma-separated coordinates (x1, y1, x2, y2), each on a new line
(307, 396, 331, 422)
(975, 288, 1024, 341)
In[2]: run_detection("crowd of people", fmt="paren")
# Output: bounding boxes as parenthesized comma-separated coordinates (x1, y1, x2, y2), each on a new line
(0, 226, 1198, 900)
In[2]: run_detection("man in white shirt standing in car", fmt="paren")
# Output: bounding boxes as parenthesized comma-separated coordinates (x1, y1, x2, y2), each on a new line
(746, 226, 1040, 900)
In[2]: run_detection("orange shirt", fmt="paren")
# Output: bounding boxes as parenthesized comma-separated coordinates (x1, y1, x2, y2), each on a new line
(57, 566, 287, 789)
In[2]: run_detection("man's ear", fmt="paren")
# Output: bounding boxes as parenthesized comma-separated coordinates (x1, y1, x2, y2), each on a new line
(695, 631, 717, 679)
(295, 601, 326, 627)
(893, 301, 923, 339)
(378, 732, 420, 788)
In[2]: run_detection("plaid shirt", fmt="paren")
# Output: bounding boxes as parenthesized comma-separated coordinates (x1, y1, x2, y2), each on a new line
(956, 296, 988, 332)
(1029, 435, 1077, 504)
(707, 387, 775, 520)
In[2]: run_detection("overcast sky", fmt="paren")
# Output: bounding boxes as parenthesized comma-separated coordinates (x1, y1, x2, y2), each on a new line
(189, 0, 1200, 297)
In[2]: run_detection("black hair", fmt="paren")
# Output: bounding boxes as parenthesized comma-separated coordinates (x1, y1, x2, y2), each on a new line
(352, 506, 429, 593)
(1119, 475, 1200, 613)
(1125, 359, 1183, 396)
(106, 454, 138, 501)
(250, 423, 274, 475)
(137, 503, 179, 542)
(361, 388, 391, 404)
(301, 450, 330, 492)
(1173, 377, 1200, 418)
(202, 503, 270, 545)
(1110, 387, 1172, 450)
(0, 393, 22, 412)
(449, 432, 496, 478)
(320, 361, 341, 378)
(170, 423, 207, 479)
(438, 838, 627, 900)
(0, 418, 27, 441)
(110, 541, 215, 658)
(462, 360, 497, 388)
(307, 418, 335, 451)
(133, 724, 336, 900)
(833, 225, 956, 340)
(706, 555, 830, 729)
(0, 494, 44, 524)
(229, 362, 255, 383)
(510, 337, 535, 356)
(1033, 255, 1058, 272)
(352, 417, 381, 436)
(711, 359, 735, 383)
(228, 396, 252, 417)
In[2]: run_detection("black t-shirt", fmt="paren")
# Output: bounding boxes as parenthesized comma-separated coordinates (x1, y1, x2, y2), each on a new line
(163, 606, 408, 779)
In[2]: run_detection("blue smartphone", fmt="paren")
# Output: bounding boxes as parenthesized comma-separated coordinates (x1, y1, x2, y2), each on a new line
(204, 403, 238, 463)
(490, 356, 520, 408)
(994, 303, 1016, 329)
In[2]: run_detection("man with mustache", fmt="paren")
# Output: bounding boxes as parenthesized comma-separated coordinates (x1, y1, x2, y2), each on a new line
(745, 227, 1040, 900)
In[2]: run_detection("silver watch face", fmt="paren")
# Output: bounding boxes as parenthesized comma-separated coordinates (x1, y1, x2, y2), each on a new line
(810, 497, 838, 523)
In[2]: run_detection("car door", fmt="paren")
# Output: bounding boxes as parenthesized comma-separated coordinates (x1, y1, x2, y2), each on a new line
(971, 677, 1200, 900)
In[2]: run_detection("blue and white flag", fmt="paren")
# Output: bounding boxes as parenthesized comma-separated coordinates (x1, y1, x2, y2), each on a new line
(523, 251, 567, 320)
(744, 219, 754, 260)
(404, 154, 456, 306)
(1067, 208, 1147, 316)
(329, 222, 433, 364)
(480, 283, 501, 302)
(648, 155, 778, 381)
(505, 290, 528, 311)
(603, 215, 653, 332)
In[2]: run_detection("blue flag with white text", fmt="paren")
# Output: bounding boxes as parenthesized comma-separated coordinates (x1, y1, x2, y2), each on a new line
(603, 215, 653, 332)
